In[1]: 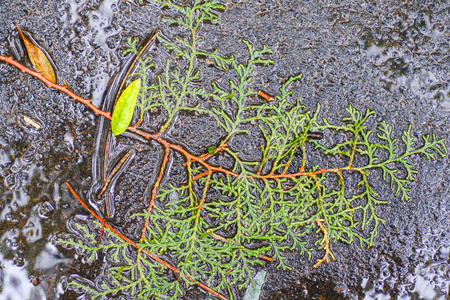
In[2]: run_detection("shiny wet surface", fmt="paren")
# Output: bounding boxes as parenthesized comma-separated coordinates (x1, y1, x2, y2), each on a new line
(0, 0, 449, 299)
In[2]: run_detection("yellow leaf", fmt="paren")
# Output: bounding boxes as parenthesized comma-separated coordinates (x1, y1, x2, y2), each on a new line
(16, 24, 56, 84)
(111, 79, 141, 136)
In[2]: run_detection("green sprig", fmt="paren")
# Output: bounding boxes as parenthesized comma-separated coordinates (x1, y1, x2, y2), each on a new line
(58, 0, 448, 299)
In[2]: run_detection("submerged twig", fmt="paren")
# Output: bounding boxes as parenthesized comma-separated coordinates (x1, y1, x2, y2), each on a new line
(0, 55, 355, 182)
(140, 145, 170, 242)
(113, 31, 159, 112)
(98, 149, 134, 203)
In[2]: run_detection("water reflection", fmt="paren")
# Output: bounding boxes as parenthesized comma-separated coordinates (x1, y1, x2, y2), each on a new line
(363, 241, 450, 299)
(0, 254, 31, 300)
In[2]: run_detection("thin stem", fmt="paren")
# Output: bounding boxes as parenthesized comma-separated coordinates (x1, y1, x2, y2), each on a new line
(1, 56, 350, 183)
(140, 146, 170, 242)
(65, 181, 228, 300)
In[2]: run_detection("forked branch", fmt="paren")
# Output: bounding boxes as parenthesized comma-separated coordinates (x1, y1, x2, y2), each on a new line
(65, 182, 228, 300)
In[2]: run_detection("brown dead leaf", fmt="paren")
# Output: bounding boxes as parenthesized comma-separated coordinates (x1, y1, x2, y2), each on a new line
(16, 24, 56, 83)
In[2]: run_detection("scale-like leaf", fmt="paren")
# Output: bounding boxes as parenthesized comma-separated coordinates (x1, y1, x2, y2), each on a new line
(111, 79, 141, 136)
(16, 24, 56, 83)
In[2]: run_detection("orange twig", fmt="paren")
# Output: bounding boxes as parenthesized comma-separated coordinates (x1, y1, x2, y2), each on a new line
(0, 56, 234, 171)
(140, 145, 170, 242)
(0, 55, 110, 118)
(197, 143, 228, 161)
(65, 182, 228, 300)
(0, 56, 355, 184)
(192, 171, 209, 181)
(258, 254, 275, 262)
(197, 171, 212, 211)
(257, 90, 274, 102)
(97, 149, 134, 244)
(2, 53, 343, 292)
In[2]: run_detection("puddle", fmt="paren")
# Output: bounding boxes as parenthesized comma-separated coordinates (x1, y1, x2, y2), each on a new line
(361, 7, 450, 109)
(0, 254, 32, 300)
(63, 0, 121, 47)
(0, 246, 68, 300)
(363, 214, 450, 299)
(364, 43, 450, 109)
(0, 141, 73, 297)
(0, 145, 37, 215)
(363, 245, 450, 299)
(391, 70, 449, 107)
(0, 0, 125, 298)
(62, 0, 122, 107)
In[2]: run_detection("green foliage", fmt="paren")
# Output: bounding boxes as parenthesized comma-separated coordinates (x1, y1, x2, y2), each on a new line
(58, 0, 448, 299)
(56, 221, 183, 299)
(111, 78, 141, 136)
